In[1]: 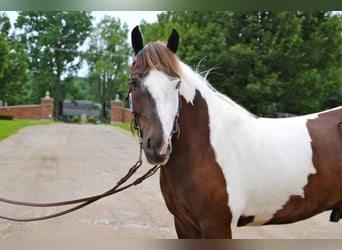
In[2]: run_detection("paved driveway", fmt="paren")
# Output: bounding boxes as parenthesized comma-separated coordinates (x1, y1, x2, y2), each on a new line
(0, 124, 341, 239)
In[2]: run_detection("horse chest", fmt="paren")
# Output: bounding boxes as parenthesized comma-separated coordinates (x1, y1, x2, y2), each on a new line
(160, 148, 231, 226)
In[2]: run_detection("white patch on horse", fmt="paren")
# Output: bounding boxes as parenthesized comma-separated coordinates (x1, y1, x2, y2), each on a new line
(177, 62, 318, 228)
(143, 70, 180, 149)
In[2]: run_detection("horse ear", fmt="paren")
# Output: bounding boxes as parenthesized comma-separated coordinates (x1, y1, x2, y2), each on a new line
(167, 29, 179, 54)
(131, 26, 144, 55)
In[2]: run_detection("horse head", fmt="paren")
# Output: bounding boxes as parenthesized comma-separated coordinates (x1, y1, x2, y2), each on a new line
(129, 26, 181, 165)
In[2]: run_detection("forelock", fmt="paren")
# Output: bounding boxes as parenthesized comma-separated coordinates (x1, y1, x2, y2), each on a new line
(131, 41, 181, 78)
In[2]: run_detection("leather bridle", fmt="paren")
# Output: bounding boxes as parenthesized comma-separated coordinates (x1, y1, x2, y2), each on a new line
(127, 74, 182, 143)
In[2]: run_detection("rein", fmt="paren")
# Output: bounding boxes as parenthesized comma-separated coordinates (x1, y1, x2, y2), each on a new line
(0, 141, 161, 222)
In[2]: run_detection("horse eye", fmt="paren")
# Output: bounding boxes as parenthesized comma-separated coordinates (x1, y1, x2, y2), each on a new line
(129, 76, 139, 88)
(175, 80, 181, 90)
(169, 77, 181, 90)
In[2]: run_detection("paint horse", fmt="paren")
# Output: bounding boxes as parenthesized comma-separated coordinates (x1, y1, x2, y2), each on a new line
(129, 26, 342, 238)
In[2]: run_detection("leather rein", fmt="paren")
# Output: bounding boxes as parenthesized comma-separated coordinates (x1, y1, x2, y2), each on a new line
(0, 140, 161, 222)
(0, 55, 182, 222)
(0, 98, 180, 222)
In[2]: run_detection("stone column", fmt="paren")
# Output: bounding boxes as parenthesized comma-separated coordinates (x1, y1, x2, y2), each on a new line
(41, 91, 54, 120)
(111, 94, 123, 123)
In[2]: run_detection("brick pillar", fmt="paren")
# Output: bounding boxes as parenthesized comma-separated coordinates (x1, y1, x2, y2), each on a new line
(41, 91, 54, 120)
(111, 94, 123, 123)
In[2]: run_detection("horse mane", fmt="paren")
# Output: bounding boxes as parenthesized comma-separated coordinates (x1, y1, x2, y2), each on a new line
(177, 60, 255, 117)
(133, 40, 253, 117)
(132, 41, 181, 78)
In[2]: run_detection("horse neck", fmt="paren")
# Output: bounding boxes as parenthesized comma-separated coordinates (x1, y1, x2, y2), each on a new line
(174, 62, 254, 150)
(178, 61, 254, 122)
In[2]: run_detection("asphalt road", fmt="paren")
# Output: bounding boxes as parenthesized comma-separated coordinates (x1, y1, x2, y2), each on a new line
(0, 124, 341, 239)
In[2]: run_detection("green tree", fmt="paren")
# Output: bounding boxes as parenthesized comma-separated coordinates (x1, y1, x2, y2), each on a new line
(0, 13, 10, 79)
(15, 11, 93, 119)
(259, 11, 342, 114)
(0, 12, 28, 105)
(62, 76, 94, 101)
(0, 13, 11, 97)
(85, 15, 130, 122)
(141, 11, 342, 115)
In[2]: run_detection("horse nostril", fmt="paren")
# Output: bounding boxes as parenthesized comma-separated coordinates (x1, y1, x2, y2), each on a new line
(147, 137, 152, 150)
(143, 136, 170, 165)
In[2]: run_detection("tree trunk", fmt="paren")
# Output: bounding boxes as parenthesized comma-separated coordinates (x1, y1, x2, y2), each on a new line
(54, 76, 61, 120)
(102, 102, 107, 122)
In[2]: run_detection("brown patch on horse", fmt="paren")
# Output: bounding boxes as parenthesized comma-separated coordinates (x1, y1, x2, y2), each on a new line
(237, 215, 255, 227)
(159, 91, 232, 238)
(266, 108, 342, 224)
(131, 42, 181, 79)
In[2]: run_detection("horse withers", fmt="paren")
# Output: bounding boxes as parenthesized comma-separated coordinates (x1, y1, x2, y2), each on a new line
(129, 26, 342, 238)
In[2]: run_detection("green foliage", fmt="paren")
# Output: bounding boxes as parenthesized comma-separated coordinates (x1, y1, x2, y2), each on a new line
(142, 11, 342, 115)
(62, 76, 94, 101)
(15, 11, 93, 119)
(111, 122, 132, 133)
(1, 11, 341, 117)
(0, 13, 10, 79)
(0, 114, 13, 120)
(84, 15, 131, 122)
(87, 116, 96, 123)
(71, 116, 81, 123)
(0, 12, 28, 105)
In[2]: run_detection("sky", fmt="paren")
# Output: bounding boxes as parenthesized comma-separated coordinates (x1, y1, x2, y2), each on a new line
(5, 11, 161, 33)
(91, 11, 160, 31)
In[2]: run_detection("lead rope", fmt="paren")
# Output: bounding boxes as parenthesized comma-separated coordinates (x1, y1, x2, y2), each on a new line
(0, 139, 161, 222)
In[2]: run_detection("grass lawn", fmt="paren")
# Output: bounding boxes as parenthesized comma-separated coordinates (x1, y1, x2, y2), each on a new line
(0, 120, 55, 141)
(110, 122, 140, 136)
(0, 120, 135, 142)
(111, 122, 132, 133)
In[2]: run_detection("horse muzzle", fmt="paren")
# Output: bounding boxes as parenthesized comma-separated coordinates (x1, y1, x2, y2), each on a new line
(143, 137, 172, 165)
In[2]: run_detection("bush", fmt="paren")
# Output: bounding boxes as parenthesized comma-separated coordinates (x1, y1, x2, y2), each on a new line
(72, 116, 81, 123)
(0, 114, 13, 120)
(87, 116, 97, 123)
